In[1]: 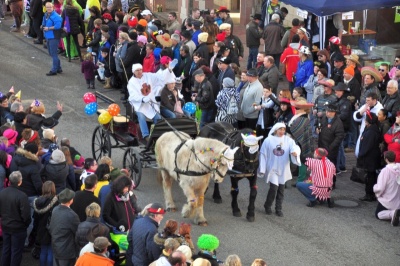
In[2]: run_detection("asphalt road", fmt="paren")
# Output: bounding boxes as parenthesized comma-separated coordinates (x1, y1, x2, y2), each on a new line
(1, 20, 400, 266)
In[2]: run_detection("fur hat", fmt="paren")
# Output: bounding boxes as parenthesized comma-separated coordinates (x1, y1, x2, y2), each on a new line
(43, 128, 55, 140)
(3, 129, 18, 145)
(198, 32, 208, 43)
(58, 188, 75, 203)
(51, 149, 65, 163)
(197, 234, 219, 251)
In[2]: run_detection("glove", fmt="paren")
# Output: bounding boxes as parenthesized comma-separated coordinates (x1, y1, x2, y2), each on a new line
(142, 96, 150, 103)
(257, 172, 265, 179)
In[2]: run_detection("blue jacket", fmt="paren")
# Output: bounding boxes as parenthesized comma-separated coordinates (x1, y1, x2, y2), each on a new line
(130, 216, 161, 266)
(42, 11, 62, 40)
(295, 59, 314, 87)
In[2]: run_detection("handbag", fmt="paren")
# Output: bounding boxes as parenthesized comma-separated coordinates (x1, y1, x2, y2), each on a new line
(63, 10, 70, 33)
(53, 29, 67, 39)
(350, 166, 366, 184)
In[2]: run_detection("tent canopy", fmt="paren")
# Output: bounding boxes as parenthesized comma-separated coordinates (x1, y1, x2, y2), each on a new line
(282, 0, 399, 16)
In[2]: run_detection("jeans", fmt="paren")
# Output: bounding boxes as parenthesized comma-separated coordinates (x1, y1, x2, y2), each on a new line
(247, 47, 259, 70)
(200, 109, 214, 128)
(160, 107, 176, 118)
(136, 111, 161, 138)
(26, 195, 37, 246)
(47, 38, 61, 73)
(40, 245, 53, 266)
(1, 230, 27, 266)
(296, 182, 316, 202)
(336, 140, 346, 170)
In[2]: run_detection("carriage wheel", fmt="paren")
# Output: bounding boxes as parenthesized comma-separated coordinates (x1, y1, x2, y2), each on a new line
(123, 148, 142, 189)
(92, 125, 112, 161)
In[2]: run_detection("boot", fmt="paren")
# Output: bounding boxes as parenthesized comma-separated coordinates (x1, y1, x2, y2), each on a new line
(264, 183, 278, 215)
(275, 184, 285, 217)
(104, 77, 112, 89)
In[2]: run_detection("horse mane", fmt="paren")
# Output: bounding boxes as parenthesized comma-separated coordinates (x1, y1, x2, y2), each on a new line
(192, 137, 229, 155)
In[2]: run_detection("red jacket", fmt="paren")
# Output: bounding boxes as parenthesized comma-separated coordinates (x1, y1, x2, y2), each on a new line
(280, 44, 300, 82)
(384, 126, 400, 163)
(143, 53, 155, 73)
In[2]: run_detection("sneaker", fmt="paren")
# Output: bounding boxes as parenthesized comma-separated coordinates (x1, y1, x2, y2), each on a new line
(336, 170, 342, 175)
(21, 23, 27, 27)
(275, 210, 284, 217)
(46, 71, 57, 76)
(33, 40, 43, 44)
(339, 168, 347, 173)
(26, 35, 33, 39)
(10, 24, 16, 28)
(391, 209, 400, 226)
(10, 28, 20, 32)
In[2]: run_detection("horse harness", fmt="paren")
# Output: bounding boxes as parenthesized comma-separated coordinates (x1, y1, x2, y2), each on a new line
(173, 139, 227, 182)
(230, 142, 259, 178)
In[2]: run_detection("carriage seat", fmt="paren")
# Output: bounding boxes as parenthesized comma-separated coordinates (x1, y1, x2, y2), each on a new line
(97, 109, 130, 125)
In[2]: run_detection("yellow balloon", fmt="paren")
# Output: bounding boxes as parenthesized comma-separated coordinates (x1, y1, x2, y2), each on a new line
(98, 111, 112, 125)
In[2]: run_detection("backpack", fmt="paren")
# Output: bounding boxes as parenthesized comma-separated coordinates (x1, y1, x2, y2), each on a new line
(226, 92, 238, 115)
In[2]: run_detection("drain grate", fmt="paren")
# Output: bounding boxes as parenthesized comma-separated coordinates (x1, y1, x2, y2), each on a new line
(334, 199, 359, 208)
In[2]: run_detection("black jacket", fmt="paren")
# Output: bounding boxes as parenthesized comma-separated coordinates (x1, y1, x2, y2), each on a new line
(357, 124, 381, 172)
(122, 41, 142, 79)
(30, 0, 43, 18)
(381, 92, 400, 124)
(193, 251, 220, 266)
(26, 111, 62, 131)
(33, 196, 59, 245)
(88, 28, 102, 54)
(347, 77, 361, 107)
(70, 190, 101, 222)
(49, 205, 80, 260)
(318, 115, 345, 162)
(246, 20, 262, 48)
(336, 94, 352, 131)
(9, 148, 42, 197)
(193, 43, 209, 64)
(41, 161, 70, 194)
(0, 186, 31, 233)
(62, 5, 84, 35)
(224, 34, 244, 66)
(195, 79, 215, 111)
(75, 217, 109, 250)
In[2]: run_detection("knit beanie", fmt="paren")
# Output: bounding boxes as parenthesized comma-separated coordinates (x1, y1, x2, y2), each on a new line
(344, 66, 355, 76)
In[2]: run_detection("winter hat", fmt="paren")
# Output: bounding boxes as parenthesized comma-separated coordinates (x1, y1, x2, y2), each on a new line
(24, 143, 38, 154)
(137, 35, 148, 44)
(48, 143, 59, 153)
(132, 63, 143, 73)
(222, 77, 235, 88)
(198, 32, 208, 43)
(197, 234, 219, 251)
(138, 19, 148, 27)
(127, 16, 138, 28)
(3, 129, 18, 145)
(74, 154, 85, 168)
(344, 66, 355, 76)
(51, 149, 66, 163)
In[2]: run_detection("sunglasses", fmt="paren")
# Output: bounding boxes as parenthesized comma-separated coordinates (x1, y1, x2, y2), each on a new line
(378, 69, 385, 72)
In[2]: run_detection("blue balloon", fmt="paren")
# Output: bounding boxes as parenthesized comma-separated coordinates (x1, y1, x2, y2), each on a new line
(183, 102, 196, 115)
(85, 102, 98, 116)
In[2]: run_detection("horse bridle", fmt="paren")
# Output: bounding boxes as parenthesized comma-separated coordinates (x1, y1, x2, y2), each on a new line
(240, 142, 259, 164)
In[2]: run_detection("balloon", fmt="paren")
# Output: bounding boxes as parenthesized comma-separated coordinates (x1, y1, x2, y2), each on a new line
(183, 102, 196, 115)
(84, 102, 98, 116)
(98, 111, 112, 125)
(83, 92, 96, 104)
(108, 103, 120, 116)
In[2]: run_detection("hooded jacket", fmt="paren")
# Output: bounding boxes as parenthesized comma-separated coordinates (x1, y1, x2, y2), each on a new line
(33, 196, 59, 245)
(9, 148, 42, 197)
(374, 163, 400, 210)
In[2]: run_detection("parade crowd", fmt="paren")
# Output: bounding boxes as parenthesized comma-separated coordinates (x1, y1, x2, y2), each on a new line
(1, 0, 400, 265)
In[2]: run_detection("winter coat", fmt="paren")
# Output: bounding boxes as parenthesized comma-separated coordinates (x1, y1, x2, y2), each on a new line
(193, 42, 209, 64)
(153, 233, 184, 251)
(347, 77, 361, 105)
(317, 115, 345, 162)
(88, 28, 102, 54)
(143, 53, 155, 73)
(48, 205, 80, 260)
(224, 34, 244, 66)
(81, 60, 98, 80)
(102, 191, 141, 231)
(62, 5, 84, 35)
(9, 148, 42, 197)
(381, 92, 400, 123)
(260, 64, 280, 94)
(30, 0, 43, 19)
(0, 186, 31, 233)
(384, 125, 400, 163)
(42, 10, 62, 40)
(262, 20, 285, 54)
(336, 94, 352, 131)
(76, 252, 115, 266)
(41, 161, 70, 194)
(360, 83, 382, 105)
(246, 20, 262, 48)
(357, 124, 381, 172)
(26, 111, 62, 131)
(160, 87, 180, 113)
(75, 217, 109, 250)
(33, 196, 59, 245)
(280, 43, 300, 83)
(122, 41, 142, 76)
(295, 59, 314, 87)
(195, 79, 215, 111)
(130, 216, 162, 266)
(70, 190, 101, 222)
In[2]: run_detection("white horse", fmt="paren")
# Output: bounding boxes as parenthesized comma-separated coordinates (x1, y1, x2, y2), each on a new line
(155, 131, 238, 226)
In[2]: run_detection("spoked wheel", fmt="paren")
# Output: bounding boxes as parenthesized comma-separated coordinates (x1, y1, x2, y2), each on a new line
(123, 147, 142, 188)
(92, 125, 112, 161)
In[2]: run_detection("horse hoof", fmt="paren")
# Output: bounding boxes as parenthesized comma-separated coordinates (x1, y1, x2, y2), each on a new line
(246, 215, 255, 222)
(198, 221, 208, 226)
(213, 198, 222, 204)
(167, 208, 177, 212)
(233, 211, 242, 217)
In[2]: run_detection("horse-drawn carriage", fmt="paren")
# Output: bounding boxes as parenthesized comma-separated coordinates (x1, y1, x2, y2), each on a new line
(91, 91, 198, 188)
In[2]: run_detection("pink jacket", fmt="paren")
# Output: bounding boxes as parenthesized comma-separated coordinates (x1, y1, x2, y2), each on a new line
(374, 163, 400, 210)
